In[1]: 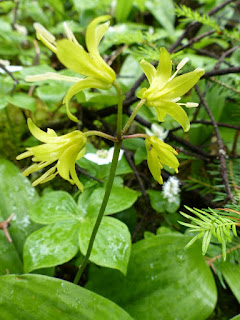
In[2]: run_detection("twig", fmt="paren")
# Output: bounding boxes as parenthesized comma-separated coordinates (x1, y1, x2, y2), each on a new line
(214, 45, 240, 70)
(0, 63, 18, 95)
(175, 30, 216, 53)
(11, 0, 20, 31)
(76, 167, 103, 184)
(0, 214, 15, 243)
(203, 67, 240, 78)
(170, 120, 240, 132)
(122, 147, 147, 196)
(195, 85, 235, 203)
(206, 243, 240, 265)
(209, 77, 240, 94)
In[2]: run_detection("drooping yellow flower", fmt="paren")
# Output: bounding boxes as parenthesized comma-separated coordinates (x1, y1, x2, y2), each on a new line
(25, 16, 116, 122)
(17, 119, 87, 191)
(137, 48, 205, 132)
(145, 136, 179, 184)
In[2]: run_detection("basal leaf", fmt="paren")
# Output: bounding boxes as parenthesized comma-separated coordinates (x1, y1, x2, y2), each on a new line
(86, 233, 217, 320)
(0, 274, 133, 320)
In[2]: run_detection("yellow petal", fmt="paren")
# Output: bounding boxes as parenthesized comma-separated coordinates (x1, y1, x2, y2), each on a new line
(86, 15, 111, 56)
(150, 100, 190, 132)
(140, 60, 156, 85)
(157, 68, 205, 100)
(56, 39, 100, 78)
(63, 78, 111, 122)
(27, 118, 57, 143)
(153, 47, 172, 90)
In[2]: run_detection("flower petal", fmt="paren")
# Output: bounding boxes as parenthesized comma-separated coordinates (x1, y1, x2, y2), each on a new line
(56, 39, 100, 78)
(86, 15, 111, 56)
(153, 47, 172, 89)
(140, 60, 156, 85)
(63, 78, 111, 122)
(27, 118, 57, 143)
(156, 68, 205, 100)
(151, 100, 190, 132)
(145, 139, 163, 184)
(85, 16, 115, 83)
(57, 143, 84, 191)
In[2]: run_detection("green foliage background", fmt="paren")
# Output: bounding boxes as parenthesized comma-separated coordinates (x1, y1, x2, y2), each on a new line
(0, 0, 240, 319)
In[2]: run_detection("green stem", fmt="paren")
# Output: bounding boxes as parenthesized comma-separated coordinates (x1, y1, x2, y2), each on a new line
(121, 99, 146, 135)
(123, 133, 148, 140)
(84, 130, 116, 142)
(113, 81, 123, 140)
(74, 80, 124, 284)
(73, 142, 121, 284)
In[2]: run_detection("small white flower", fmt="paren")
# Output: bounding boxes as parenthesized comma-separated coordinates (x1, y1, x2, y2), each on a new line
(15, 24, 28, 36)
(84, 147, 124, 165)
(162, 176, 180, 203)
(145, 123, 169, 141)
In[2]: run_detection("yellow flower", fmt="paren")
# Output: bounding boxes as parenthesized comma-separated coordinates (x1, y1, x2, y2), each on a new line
(137, 47, 205, 132)
(145, 136, 179, 184)
(25, 16, 116, 122)
(17, 119, 87, 191)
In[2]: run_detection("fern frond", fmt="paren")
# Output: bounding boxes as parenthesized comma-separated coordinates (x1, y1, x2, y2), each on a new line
(175, 5, 240, 42)
(175, 5, 220, 31)
(179, 206, 239, 260)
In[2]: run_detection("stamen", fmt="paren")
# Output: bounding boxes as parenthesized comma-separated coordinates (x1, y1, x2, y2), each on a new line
(25, 72, 80, 83)
(178, 102, 199, 108)
(168, 57, 189, 82)
(34, 23, 56, 43)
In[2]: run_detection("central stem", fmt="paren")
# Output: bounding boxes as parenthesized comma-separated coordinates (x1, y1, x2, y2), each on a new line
(74, 81, 123, 284)
(74, 142, 121, 284)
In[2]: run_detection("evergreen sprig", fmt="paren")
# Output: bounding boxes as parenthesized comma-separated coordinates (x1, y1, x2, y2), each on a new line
(179, 206, 239, 260)
(175, 5, 220, 31)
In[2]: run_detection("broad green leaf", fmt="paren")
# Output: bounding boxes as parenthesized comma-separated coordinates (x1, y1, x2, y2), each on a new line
(165, 196, 180, 213)
(0, 159, 39, 258)
(145, 0, 175, 34)
(221, 261, 240, 303)
(36, 84, 66, 103)
(23, 221, 80, 272)
(79, 216, 131, 274)
(6, 93, 36, 111)
(86, 234, 217, 320)
(115, 0, 133, 22)
(87, 186, 139, 217)
(0, 274, 133, 320)
(30, 191, 83, 224)
(230, 316, 240, 320)
(147, 189, 165, 213)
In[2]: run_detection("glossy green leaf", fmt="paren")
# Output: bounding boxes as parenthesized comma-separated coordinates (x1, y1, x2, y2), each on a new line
(230, 315, 240, 320)
(0, 159, 39, 259)
(145, 0, 175, 34)
(147, 189, 165, 213)
(79, 216, 131, 274)
(0, 274, 133, 320)
(30, 191, 83, 224)
(87, 186, 139, 218)
(115, 0, 133, 22)
(221, 261, 240, 303)
(86, 234, 217, 320)
(6, 93, 36, 111)
(23, 221, 80, 272)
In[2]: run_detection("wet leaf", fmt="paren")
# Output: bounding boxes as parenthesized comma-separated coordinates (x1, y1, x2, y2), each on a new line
(0, 274, 133, 320)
